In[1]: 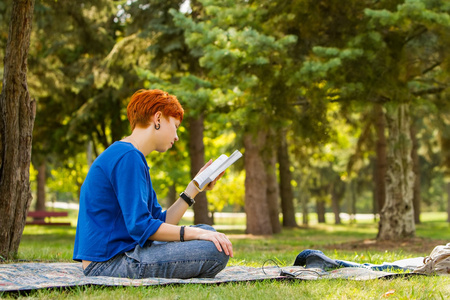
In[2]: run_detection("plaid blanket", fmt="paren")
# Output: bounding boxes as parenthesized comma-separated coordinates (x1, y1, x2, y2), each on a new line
(0, 262, 419, 292)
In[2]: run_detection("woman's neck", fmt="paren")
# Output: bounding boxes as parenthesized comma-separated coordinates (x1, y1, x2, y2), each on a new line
(122, 127, 155, 156)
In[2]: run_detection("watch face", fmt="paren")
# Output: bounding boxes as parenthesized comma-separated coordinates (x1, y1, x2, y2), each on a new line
(181, 192, 194, 206)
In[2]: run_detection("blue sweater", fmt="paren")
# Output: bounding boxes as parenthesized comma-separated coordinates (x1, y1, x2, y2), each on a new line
(73, 141, 166, 262)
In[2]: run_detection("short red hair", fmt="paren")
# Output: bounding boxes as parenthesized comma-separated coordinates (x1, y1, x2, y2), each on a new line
(127, 89, 184, 131)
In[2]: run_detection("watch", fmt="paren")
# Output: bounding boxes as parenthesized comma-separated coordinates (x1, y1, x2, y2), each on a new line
(180, 192, 195, 206)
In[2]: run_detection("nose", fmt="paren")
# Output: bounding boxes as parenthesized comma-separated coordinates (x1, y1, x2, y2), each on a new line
(174, 133, 179, 142)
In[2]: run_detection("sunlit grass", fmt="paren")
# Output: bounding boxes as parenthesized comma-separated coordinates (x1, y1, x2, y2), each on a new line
(19, 226, 76, 261)
(4, 276, 449, 300)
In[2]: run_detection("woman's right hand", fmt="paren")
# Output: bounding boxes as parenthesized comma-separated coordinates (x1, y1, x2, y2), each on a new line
(189, 227, 234, 258)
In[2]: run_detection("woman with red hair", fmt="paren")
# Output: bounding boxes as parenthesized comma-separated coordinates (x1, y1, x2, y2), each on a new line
(73, 89, 232, 279)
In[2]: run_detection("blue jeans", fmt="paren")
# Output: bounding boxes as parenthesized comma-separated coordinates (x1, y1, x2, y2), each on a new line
(83, 224, 229, 279)
(294, 249, 419, 272)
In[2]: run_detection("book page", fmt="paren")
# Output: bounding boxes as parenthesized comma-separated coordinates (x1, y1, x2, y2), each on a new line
(193, 150, 242, 191)
(208, 150, 242, 181)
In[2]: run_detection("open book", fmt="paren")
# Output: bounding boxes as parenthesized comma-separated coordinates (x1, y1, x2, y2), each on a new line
(193, 150, 243, 191)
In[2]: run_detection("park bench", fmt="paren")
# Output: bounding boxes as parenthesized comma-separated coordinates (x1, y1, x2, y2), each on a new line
(26, 210, 71, 226)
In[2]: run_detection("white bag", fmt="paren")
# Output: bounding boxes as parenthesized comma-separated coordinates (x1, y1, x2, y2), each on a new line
(413, 243, 450, 275)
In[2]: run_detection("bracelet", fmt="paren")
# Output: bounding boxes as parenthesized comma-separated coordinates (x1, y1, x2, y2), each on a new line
(180, 226, 186, 242)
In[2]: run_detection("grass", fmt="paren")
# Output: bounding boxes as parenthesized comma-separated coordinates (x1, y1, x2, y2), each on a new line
(2, 212, 450, 299)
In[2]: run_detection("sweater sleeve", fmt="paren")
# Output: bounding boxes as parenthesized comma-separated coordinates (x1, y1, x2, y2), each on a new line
(148, 186, 167, 222)
(111, 151, 165, 247)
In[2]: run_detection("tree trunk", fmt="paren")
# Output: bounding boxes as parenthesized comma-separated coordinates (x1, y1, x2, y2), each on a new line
(346, 180, 357, 223)
(447, 182, 450, 223)
(188, 114, 212, 225)
(410, 123, 421, 224)
(35, 162, 46, 212)
(371, 157, 378, 221)
(438, 132, 450, 223)
(166, 182, 177, 209)
(316, 199, 326, 223)
(244, 131, 273, 235)
(377, 103, 415, 240)
(351, 180, 357, 223)
(374, 103, 387, 214)
(266, 144, 281, 234)
(87, 140, 93, 168)
(0, 0, 36, 260)
(277, 133, 298, 227)
(301, 191, 309, 226)
(331, 183, 341, 224)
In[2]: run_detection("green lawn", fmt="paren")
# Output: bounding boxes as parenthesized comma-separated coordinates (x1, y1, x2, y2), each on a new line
(3, 212, 450, 299)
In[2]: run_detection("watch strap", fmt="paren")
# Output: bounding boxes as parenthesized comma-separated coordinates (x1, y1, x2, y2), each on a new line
(180, 192, 195, 206)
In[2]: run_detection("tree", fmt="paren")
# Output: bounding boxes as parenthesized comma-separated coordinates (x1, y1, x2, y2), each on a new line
(299, 0, 450, 240)
(277, 132, 298, 227)
(243, 130, 273, 234)
(437, 97, 450, 222)
(34, 161, 46, 221)
(263, 0, 371, 228)
(172, 0, 297, 234)
(27, 0, 141, 204)
(378, 103, 416, 239)
(266, 139, 281, 233)
(0, 0, 35, 260)
(410, 117, 421, 224)
(373, 103, 387, 215)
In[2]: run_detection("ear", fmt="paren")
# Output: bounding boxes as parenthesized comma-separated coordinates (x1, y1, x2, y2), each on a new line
(153, 111, 162, 124)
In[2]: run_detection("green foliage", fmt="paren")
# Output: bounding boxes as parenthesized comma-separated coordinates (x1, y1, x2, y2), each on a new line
(2, 0, 447, 219)
(46, 153, 90, 200)
(303, 0, 450, 103)
(204, 133, 245, 211)
(171, 0, 298, 124)
(293, 0, 450, 220)
(30, 0, 139, 161)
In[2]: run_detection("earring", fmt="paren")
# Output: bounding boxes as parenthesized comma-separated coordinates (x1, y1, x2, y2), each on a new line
(155, 123, 160, 130)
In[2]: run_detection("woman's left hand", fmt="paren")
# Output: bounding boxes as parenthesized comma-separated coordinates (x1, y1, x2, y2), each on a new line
(194, 160, 225, 191)
(204, 171, 225, 191)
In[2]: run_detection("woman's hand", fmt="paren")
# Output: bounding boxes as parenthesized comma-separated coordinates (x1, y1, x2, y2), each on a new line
(204, 170, 225, 191)
(196, 159, 225, 191)
(150, 224, 233, 258)
(185, 160, 225, 196)
(195, 229, 234, 257)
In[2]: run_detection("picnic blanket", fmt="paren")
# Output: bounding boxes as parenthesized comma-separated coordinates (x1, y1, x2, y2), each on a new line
(0, 262, 422, 292)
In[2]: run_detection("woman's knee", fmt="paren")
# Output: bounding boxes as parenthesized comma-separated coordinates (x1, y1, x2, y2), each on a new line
(204, 240, 230, 266)
(199, 245, 230, 278)
(190, 225, 229, 266)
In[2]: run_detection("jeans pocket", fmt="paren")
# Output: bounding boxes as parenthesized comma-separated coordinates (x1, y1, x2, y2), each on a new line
(125, 248, 141, 262)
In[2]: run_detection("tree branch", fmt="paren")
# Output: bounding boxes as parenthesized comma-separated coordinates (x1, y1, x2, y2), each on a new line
(422, 61, 441, 75)
(412, 86, 446, 96)
(404, 26, 428, 45)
